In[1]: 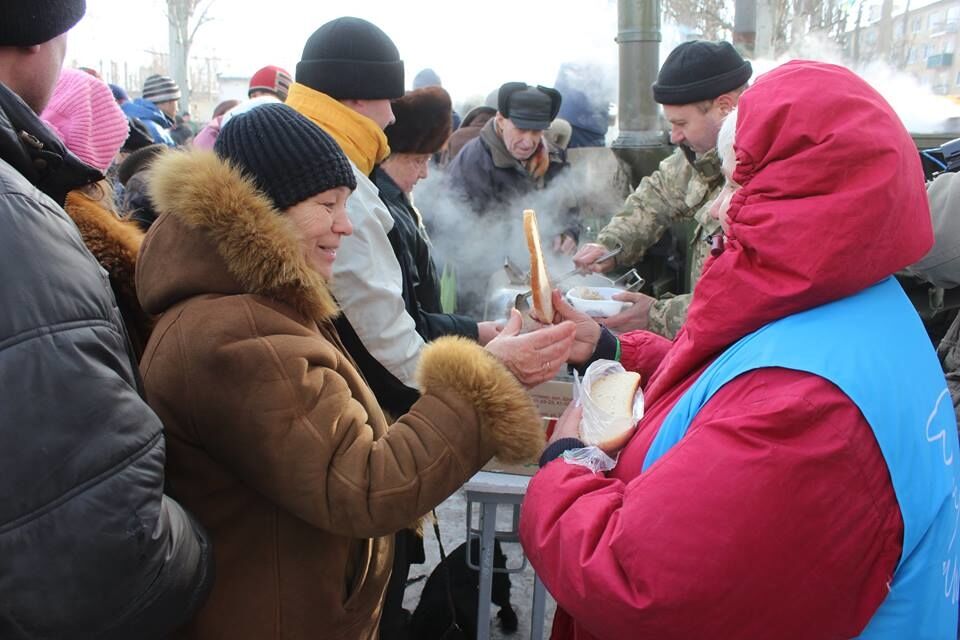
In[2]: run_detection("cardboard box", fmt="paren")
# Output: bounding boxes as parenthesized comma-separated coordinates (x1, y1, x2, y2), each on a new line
(482, 376, 574, 476)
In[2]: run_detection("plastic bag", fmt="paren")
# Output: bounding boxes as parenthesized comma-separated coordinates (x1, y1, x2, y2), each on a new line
(574, 359, 644, 449)
(561, 445, 618, 473)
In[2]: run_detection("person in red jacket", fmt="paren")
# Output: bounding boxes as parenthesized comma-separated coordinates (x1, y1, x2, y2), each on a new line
(520, 60, 959, 639)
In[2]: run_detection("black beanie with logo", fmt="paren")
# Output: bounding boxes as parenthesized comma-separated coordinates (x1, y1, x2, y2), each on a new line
(0, 0, 86, 47)
(652, 41, 752, 105)
(215, 103, 356, 212)
(296, 17, 405, 100)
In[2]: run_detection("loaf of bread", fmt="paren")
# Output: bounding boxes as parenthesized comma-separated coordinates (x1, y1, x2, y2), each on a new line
(523, 209, 554, 323)
(584, 371, 642, 451)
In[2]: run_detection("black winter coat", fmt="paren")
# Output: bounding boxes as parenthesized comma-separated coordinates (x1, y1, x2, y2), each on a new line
(0, 82, 213, 639)
(373, 167, 478, 343)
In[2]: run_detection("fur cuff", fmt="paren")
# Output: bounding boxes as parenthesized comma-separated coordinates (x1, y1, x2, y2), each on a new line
(416, 336, 544, 463)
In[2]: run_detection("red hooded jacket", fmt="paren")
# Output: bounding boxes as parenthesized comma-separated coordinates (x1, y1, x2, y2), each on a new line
(520, 61, 934, 640)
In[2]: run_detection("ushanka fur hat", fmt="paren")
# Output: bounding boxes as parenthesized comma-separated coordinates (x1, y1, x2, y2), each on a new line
(384, 86, 452, 155)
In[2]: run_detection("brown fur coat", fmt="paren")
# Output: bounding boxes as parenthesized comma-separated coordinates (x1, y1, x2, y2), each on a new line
(136, 150, 543, 640)
(64, 188, 152, 359)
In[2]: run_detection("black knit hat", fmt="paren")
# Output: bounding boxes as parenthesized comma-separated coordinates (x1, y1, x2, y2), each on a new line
(215, 103, 356, 211)
(652, 41, 752, 105)
(0, 0, 86, 46)
(296, 17, 404, 100)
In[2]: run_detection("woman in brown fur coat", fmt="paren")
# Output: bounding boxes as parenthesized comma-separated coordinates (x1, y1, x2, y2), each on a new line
(136, 103, 574, 639)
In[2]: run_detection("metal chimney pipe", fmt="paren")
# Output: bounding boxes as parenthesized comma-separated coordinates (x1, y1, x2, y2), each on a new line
(613, 0, 664, 149)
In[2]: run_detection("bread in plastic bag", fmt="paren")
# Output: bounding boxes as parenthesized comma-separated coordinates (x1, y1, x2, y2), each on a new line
(574, 359, 644, 453)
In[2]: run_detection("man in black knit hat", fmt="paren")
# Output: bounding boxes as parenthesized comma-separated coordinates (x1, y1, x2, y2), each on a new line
(286, 17, 568, 413)
(286, 16, 426, 422)
(573, 40, 752, 340)
(0, 1, 213, 636)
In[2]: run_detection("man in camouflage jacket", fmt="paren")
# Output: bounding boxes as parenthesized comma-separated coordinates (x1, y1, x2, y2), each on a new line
(574, 41, 752, 338)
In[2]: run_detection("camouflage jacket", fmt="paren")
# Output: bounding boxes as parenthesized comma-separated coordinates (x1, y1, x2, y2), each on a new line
(596, 147, 723, 338)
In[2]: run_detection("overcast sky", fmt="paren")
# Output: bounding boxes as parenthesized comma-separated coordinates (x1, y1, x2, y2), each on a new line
(68, 0, 958, 130)
(68, 0, 643, 103)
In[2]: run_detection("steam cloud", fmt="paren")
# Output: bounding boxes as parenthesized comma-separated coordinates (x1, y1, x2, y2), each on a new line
(413, 153, 629, 321)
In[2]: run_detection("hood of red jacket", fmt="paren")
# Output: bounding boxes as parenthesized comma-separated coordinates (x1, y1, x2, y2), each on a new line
(645, 60, 932, 402)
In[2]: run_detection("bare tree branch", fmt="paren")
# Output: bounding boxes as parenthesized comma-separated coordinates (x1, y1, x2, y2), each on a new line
(188, 1, 215, 47)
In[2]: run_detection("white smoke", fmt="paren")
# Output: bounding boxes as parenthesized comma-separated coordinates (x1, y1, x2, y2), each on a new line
(413, 152, 629, 320)
(747, 32, 960, 133)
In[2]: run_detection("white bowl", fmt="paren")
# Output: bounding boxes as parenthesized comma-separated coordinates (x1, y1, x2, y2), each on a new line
(566, 286, 628, 317)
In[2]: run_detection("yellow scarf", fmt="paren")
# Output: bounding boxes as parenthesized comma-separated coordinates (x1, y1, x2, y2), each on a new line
(285, 83, 390, 176)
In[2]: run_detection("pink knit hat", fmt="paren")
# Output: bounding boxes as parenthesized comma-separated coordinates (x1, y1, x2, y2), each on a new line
(41, 68, 129, 172)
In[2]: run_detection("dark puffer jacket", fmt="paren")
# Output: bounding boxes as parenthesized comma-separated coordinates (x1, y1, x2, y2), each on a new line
(0, 82, 213, 639)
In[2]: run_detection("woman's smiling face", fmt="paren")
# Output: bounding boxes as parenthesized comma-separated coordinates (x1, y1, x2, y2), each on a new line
(283, 186, 353, 280)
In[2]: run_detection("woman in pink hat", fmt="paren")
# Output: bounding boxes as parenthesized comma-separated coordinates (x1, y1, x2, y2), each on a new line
(42, 67, 153, 358)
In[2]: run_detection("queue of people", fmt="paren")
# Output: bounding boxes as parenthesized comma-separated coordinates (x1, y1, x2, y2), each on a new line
(2, 1, 959, 639)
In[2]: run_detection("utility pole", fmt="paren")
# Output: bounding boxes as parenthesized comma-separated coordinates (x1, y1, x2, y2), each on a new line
(734, 0, 758, 56)
(613, 0, 669, 185)
(755, 0, 775, 56)
(166, 0, 214, 113)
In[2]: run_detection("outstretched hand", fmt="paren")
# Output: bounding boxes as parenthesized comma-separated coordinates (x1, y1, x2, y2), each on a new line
(476, 321, 502, 346)
(602, 291, 655, 333)
(550, 290, 601, 366)
(485, 309, 576, 388)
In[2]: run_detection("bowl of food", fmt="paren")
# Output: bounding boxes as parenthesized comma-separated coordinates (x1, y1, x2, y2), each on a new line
(565, 286, 628, 317)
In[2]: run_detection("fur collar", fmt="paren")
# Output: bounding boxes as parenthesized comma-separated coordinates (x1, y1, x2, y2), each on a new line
(147, 149, 339, 321)
(65, 189, 142, 296)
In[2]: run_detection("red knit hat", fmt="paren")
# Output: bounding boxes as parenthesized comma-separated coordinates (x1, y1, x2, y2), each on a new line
(41, 68, 128, 172)
(248, 65, 293, 101)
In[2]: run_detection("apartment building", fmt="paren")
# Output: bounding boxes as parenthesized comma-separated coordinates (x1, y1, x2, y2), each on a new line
(848, 0, 960, 95)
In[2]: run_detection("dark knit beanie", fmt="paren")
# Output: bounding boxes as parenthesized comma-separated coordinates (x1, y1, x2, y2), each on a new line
(296, 17, 404, 100)
(215, 103, 356, 211)
(110, 83, 129, 104)
(0, 0, 86, 47)
(652, 41, 752, 105)
(384, 87, 452, 155)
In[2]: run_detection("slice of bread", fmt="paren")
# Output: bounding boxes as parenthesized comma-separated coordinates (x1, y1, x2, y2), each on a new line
(586, 371, 642, 451)
(523, 209, 553, 322)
